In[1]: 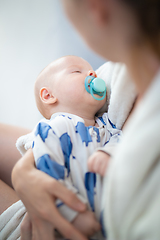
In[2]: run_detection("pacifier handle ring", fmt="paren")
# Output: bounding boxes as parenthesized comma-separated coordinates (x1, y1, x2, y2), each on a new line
(85, 76, 95, 93)
(90, 85, 106, 101)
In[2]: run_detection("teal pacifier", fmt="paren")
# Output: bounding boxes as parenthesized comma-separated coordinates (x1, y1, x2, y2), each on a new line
(85, 75, 106, 100)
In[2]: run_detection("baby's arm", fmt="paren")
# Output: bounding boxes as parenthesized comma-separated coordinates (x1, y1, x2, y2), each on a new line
(88, 121, 122, 176)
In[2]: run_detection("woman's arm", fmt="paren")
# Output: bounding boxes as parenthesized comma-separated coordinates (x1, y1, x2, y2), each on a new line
(0, 123, 30, 187)
(0, 179, 19, 215)
(12, 149, 88, 240)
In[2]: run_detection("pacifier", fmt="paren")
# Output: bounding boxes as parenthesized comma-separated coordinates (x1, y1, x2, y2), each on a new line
(85, 75, 106, 101)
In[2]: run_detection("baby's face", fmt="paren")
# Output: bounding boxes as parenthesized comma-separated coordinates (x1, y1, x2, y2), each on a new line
(51, 56, 106, 112)
(52, 55, 93, 94)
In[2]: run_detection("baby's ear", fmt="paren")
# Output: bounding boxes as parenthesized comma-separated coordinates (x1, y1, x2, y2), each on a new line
(40, 87, 57, 104)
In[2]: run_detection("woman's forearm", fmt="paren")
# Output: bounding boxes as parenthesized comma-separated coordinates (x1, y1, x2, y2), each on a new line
(0, 123, 31, 187)
(0, 179, 19, 215)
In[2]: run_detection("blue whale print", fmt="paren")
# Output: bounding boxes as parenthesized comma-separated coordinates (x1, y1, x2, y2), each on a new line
(59, 133, 72, 176)
(75, 122, 92, 146)
(36, 154, 65, 180)
(35, 122, 52, 142)
(85, 172, 96, 211)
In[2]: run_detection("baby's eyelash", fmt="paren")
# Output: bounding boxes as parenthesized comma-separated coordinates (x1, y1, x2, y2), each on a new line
(72, 71, 81, 73)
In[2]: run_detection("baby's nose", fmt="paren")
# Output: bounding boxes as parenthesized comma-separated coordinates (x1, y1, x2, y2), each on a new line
(88, 70, 97, 78)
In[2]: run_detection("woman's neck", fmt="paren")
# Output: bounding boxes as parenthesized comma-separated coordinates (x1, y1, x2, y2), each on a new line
(126, 44, 160, 98)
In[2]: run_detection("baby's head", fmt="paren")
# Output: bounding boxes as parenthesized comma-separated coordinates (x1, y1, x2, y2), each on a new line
(34, 55, 106, 119)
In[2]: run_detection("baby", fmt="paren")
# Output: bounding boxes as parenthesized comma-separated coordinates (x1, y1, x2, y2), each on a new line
(17, 55, 122, 239)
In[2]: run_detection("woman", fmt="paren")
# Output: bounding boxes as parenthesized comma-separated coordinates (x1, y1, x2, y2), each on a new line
(1, 0, 160, 239)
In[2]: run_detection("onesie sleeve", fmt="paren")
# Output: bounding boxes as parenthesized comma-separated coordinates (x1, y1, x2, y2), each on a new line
(98, 140, 120, 157)
(32, 120, 87, 223)
(101, 128, 122, 157)
(96, 113, 123, 157)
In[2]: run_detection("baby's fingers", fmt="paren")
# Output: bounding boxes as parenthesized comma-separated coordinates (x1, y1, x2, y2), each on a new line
(88, 153, 98, 172)
(98, 159, 109, 176)
(88, 151, 110, 175)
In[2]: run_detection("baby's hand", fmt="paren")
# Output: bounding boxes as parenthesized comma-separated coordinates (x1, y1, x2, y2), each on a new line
(88, 151, 110, 176)
(72, 211, 101, 237)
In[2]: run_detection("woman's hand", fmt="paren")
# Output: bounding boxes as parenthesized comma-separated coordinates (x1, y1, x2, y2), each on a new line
(20, 213, 32, 240)
(88, 151, 110, 176)
(21, 213, 56, 240)
(12, 149, 87, 240)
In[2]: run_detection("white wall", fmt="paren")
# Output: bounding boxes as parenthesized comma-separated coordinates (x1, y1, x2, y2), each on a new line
(0, 0, 105, 129)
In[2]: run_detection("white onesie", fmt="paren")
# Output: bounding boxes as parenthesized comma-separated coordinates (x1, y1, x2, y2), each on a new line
(31, 112, 122, 239)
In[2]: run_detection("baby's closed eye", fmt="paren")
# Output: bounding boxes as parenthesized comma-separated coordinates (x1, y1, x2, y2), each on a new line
(72, 70, 81, 73)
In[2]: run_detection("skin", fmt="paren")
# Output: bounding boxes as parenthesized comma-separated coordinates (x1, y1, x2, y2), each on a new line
(88, 151, 110, 176)
(0, 123, 30, 215)
(0, 123, 30, 188)
(5, 0, 160, 239)
(34, 55, 106, 126)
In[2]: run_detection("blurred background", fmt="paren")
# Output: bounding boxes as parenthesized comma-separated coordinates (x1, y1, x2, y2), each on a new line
(0, 0, 105, 129)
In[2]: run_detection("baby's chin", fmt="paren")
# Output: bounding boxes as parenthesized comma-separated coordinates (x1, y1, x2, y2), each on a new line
(95, 99, 107, 114)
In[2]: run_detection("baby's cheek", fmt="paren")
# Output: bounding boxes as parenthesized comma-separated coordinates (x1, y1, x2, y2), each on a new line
(70, 86, 84, 102)
(68, 88, 83, 103)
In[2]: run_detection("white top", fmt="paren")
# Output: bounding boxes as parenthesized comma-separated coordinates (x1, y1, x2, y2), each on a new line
(102, 70, 160, 240)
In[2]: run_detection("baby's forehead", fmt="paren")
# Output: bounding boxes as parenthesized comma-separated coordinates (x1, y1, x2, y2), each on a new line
(53, 56, 92, 70)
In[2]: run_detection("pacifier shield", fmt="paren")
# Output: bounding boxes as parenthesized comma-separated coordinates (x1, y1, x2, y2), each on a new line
(85, 76, 106, 101)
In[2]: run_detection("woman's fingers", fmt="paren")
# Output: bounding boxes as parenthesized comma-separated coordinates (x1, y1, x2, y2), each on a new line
(49, 207, 88, 240)
(32, 218, 55, 240)
(31, 211, 87, 240)
(48, 180, 86, 212)
(21, 213, 55, 240)
(30, 196, 87, 240)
